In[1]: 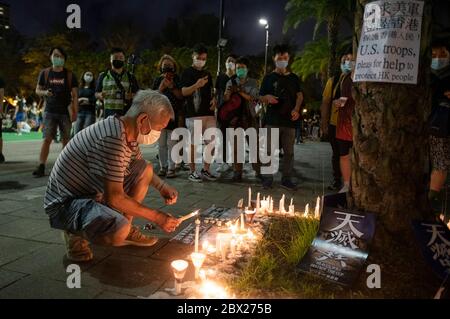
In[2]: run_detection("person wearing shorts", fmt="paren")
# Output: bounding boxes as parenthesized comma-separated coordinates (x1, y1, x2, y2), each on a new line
(44, 90, 181, 262)
(33, 47, 79, 177)
(335, 53, 356, 194)
(181, 44, 218, 183)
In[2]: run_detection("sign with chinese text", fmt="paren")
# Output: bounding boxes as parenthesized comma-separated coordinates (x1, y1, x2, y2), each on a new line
(353, 0, 424, 84)
(412, 221, 450, 280)
(298, 194, 376, 286)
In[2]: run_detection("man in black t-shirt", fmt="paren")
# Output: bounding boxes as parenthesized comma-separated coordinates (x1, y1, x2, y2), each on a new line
(33, 47, 78, 177)
(259, 45, 304, 191)
(0, 76, 5, 163)
(181, 44, 218, 183)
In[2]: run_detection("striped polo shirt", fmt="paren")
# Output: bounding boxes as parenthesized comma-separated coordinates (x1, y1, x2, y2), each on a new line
(44, 116, 142, 217)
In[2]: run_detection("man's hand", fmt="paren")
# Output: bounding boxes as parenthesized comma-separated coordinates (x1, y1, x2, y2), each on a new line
(160, 183, 178, 205)
(195, 76, 209, 90)
(159, 213, 180, 233)
(262, 95, 278, 104)
(291, 109, 300, 121)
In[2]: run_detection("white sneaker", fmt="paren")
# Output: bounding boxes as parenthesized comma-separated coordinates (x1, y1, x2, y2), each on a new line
(189, 171, 203, 183)
(338, 184, 350, 193)
(216, 163, 231, 173)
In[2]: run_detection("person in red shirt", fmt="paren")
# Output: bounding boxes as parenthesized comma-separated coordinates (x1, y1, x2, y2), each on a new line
(334, 53, 355, 193)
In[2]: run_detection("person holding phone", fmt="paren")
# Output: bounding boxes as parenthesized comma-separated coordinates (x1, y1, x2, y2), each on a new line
(181, 44, 218, 183)
(259, 44, 304, 191)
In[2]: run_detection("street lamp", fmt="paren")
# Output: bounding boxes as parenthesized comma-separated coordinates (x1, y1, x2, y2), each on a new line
(259, 18, 269, 75)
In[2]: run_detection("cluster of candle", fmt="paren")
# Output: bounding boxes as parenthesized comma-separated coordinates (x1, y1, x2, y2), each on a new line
(246, 187, 322, 220)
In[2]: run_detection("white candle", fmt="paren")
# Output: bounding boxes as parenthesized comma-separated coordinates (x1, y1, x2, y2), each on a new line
(269, 197, 273, 213)
(315, 196, 321, 219)
(289, 204, 295, 215)
(241, 213, 245, 231)
(248, 187, 252, 208)
(256, 193, 260, 213)
(195, 219, 201, 253)
(279, 195, 285, 214)
(304, 204, 310, 218)
(290, 198, 294, 207)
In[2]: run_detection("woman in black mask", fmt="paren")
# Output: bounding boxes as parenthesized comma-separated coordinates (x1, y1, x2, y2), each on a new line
(153, 55, 184, 178)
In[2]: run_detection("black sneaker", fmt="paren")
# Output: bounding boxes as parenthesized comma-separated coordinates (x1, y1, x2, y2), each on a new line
(32, 164, 45, 177)
(201, 169, 217, 181)
(188, 171, 203, 183)
(0, 153, 4, 164)
(281, 179, 298, 191)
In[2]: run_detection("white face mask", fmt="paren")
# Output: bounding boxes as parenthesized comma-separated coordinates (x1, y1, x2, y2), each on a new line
(226, 62, 236, 71)
(137, 117, 161, 145)
(84, 74, 93, 83)
(193, 58, 206, 69)
(431, 57, 450, 71)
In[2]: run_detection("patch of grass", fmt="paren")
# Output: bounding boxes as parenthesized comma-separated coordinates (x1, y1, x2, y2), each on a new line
(231, 217, 347, 298)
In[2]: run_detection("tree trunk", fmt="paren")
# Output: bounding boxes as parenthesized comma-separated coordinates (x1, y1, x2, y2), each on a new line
(350, 0, 440, 297)
(327, 14, 340, 79)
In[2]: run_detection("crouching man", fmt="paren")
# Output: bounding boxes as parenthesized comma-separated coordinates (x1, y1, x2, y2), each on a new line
(44, 89, 181, 262)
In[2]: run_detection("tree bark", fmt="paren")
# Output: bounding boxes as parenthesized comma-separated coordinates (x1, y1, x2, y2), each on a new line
(327, 14, 340, 79)
(350, 0, 440, 297)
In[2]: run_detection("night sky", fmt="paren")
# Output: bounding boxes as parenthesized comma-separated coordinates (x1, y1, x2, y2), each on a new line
(3, 0, 318, 55)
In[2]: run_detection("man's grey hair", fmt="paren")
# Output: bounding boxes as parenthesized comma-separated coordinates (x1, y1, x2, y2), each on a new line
(126, 89, 175, 120)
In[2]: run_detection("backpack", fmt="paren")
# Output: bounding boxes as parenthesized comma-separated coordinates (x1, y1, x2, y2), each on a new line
(37, 67, 73, 110)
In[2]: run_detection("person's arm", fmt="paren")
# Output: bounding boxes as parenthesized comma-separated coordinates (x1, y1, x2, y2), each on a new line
(259, 75, 278, 105)
(95, 73, 105, 100)
(36, 70, 52, 97)
(223, 80, 232, 102)
(181, 73, 209, 97)
(320, 78, 334, 136)
(104, 179, 179, 233)
(291, 91, 304, 121)
(71, 87, 79, 122)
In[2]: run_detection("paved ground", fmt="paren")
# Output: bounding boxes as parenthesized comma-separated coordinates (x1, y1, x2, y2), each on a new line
(0, 137, 336, 299)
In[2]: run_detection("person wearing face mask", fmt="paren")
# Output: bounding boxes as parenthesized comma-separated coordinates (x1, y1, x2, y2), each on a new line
(222, 56, 262, 182)
(320, 53, 354, 191)
(333, 53, 356, 194)
(75, 71, 97, 134)
(95, 48, 139, 119)
(33, 47, 79, 178)
(44, 89, 181, 262)
(216, 54, 238, 174)
(428, 41, 450, 217)
(181, 44, 218, 183)
(259, 44, 304, 191)
(153, 55, 184, 179)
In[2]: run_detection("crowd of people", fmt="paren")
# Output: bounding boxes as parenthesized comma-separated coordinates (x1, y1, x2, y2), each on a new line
(0, 40, 448, 261)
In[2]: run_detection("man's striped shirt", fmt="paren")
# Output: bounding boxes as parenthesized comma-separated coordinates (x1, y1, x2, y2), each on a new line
(44, 116, 142, 217)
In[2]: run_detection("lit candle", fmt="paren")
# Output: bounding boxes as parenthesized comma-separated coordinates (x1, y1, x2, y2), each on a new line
(171, 260, 189, 296)
(191, 252, 206, 280)
(256, 193, 260, 213)
(195, 218, 201, 253)
(304, 204, 310, 218)
(248, 187, 252, 208)
(279, 194, 285, 214)
(241, 212, 245, 231)
(268, 196, 274, 213)
(314, 196, 321, 219)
